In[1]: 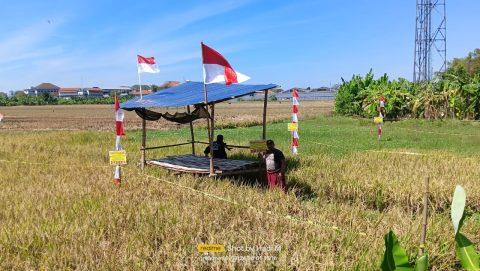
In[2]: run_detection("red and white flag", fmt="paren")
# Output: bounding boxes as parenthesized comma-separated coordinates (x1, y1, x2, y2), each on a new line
(137, 55, 160, 74)
(201, 42, 250, 85)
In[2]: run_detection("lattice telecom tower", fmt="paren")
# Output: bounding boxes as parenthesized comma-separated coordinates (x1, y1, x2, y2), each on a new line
(413, 0, 447, 82)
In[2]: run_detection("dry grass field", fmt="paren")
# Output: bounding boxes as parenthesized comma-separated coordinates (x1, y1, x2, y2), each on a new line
(1, 101, 480, 270)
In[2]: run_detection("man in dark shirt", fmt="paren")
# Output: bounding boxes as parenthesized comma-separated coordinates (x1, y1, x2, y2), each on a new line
(204, 134, 230, 159)
(262, 139, 286, 191)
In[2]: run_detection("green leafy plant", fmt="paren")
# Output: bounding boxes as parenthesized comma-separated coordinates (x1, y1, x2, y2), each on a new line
(381, 231, 428, 271)
(335, 49, 480, 120)
(451, 185, 480, 270)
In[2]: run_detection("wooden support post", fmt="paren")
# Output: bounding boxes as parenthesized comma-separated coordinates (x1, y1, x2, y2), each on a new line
(420, 176, 429, 255)
(208, 104, 215, 176)
(206, 104, 212, 148)
(262, 90, 268, 140)
(187, 105, 195, 155)
(141, 109, 147, 170)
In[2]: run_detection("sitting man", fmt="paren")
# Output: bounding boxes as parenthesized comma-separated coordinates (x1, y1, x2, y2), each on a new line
(204, 134, 231, 159)
(261, 139, 286, 191)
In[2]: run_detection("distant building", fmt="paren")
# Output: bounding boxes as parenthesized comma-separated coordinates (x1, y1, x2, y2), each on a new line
(85, 87, 103, 97)
(160, 81, 181, 89)
(275, 88, 337, 101)
(130, 89, 152, 96)
(25, 83, 60, 96)
(58, 88, 83, 98)
(102, 86, 132, 97)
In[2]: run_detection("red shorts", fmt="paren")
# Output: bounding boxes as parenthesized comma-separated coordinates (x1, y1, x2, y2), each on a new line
(266, 170, 285, 191)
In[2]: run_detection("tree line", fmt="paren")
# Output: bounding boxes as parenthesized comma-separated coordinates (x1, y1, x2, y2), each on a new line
(0, 92, 132, 106)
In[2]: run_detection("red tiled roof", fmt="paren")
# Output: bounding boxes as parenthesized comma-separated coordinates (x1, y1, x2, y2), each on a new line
(131, 90, 152, 96)
(161, 81, 181, 88)
(59, 88, 81, 93)
(88, 87, 103, 93)
(35, 83, 60, 89)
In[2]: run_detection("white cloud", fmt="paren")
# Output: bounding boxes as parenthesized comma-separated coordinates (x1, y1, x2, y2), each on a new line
(0, 22, 62, 64)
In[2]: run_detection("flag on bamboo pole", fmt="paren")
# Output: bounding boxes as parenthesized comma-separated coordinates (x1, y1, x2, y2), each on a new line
(137, 55, 160, 74)
(291, 89, 299, 154)
(114, 96, 125, 186)
(201, 42, 250, 85)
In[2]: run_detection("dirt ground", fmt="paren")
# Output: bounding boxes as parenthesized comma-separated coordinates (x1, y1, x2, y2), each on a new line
(0, 101, 333, 131)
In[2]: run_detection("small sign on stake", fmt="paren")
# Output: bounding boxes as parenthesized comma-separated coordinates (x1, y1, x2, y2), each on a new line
(249, 140, 267, 153)
(287, 122, 298, 132)
(374, 116, 383, 124)
(109, 150, 127, 165)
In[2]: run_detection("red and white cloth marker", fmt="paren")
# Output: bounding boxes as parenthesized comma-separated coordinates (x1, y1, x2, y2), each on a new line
(377, 96, 386, 140)
(379, 96, 386, 109)
(114, 96, 125, 186)
(291, 89, 299, 154)
(201, 42, 250, 85)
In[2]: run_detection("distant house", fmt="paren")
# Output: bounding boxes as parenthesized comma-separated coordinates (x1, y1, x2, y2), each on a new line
(25, 83, 60, 96)
(130, 89, 152, 96)
(160, 81, 181, 89)
(102, 86, 132, 97)
(85, 87, 103, 97)
(274, 88, 337, 101)
(58, 88, 83, 98)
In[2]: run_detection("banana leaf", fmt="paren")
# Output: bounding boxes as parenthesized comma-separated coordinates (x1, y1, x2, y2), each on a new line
(455, 233, 480, 270)
(414, 254, 429, 271)
(381, 231, 413, 271)
(451, 185, 467, 235)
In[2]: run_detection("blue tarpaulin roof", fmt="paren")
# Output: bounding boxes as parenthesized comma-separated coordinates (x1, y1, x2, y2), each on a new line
(121, 81, 277, 109)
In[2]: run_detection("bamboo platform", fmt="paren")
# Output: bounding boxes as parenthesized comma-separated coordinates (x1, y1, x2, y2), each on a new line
(146, 154, 261, 175)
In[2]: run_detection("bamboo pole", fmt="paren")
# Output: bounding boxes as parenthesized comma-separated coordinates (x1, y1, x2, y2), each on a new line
(141, 109, 146, 170)
(262, 89, 268, 140)
(209, 104, 215, 176)
(201, 42, 215, 176)
(143, 142, 192, 150)
(186, 105, 195, 155)
(420, 176, 429, 255)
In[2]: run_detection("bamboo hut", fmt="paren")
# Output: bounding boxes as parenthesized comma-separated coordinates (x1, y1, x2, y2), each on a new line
(121, 81, 277, 176)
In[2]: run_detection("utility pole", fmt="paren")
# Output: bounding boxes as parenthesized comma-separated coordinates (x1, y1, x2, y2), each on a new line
(413, 0, 447, 82)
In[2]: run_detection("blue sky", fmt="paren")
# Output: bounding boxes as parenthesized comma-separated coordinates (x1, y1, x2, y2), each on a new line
(0, 0, 479, 91)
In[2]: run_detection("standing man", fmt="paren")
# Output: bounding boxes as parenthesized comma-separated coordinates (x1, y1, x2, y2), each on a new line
(261, 139, 286, 191)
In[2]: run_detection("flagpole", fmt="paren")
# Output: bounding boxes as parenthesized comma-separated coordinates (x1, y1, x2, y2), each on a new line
(201, 42, 215, 176)
(137, 65, 143, 100)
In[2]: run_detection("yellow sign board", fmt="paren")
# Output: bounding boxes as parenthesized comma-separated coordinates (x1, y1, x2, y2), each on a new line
(109, 150, 127, 165)
(197, 244, 225, 253)
(374, 117, 384, 124)
(249, 140, 267, 152)
(288, 122, 298, 132)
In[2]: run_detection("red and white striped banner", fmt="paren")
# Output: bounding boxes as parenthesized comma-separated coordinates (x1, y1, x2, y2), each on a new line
(114, 96, 125, 186)
(291, 89, 299, 154)
(377, 96, 385, 140)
